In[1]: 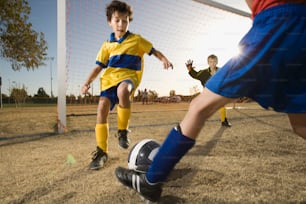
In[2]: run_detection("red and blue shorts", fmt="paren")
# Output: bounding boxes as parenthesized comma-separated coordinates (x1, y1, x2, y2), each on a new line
(206, 3, 306, 113)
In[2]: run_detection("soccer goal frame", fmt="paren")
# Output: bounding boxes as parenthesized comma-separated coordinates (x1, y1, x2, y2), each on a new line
(193, 0, 251, 18)
(57, 0, 66, 133)
(56, 0, 250, 134)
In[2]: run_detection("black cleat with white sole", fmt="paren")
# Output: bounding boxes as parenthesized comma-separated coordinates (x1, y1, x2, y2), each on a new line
(221, 117, 231, 127)
(89, 146, 108, 170)
(117, 130, 130, 149)
(115, 167, 162, 202)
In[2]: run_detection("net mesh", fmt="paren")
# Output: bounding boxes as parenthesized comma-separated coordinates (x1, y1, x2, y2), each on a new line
(65, 0, 251, 99)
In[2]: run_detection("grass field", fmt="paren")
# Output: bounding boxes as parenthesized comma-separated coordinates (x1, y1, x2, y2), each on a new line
(0, 102, 306, 204)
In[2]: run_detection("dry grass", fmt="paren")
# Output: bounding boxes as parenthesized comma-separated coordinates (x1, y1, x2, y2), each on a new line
(0, 102, 306, 204)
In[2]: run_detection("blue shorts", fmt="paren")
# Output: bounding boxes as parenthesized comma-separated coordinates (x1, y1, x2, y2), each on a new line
(206, 3, 306, 113)
(100, 80, 134, 110)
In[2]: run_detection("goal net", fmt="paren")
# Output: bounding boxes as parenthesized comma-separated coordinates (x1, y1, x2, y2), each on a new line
(57, 0, 251, 132)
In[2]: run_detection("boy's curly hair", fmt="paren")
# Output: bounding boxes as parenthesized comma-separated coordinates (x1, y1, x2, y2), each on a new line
(106, 0, 133, 22)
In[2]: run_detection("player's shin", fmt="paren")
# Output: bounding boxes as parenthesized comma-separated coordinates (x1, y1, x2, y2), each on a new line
(117, 106, 131, 130)
(95, 123, 109, 153)
(146, 125, 195, 184)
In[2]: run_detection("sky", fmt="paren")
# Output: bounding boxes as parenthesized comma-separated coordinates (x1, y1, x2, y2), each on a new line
(0, 0, 57, 97)
(0, 0, 252, 97)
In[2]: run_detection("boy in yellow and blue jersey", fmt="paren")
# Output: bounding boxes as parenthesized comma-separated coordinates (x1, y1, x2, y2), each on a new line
(81, 0, 173, 170)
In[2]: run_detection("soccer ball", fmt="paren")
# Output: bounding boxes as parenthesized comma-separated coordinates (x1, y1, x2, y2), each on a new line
(128, 139, 160, 173)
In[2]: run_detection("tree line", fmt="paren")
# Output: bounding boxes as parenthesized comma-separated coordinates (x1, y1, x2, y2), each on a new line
(1, 85, 198, 107)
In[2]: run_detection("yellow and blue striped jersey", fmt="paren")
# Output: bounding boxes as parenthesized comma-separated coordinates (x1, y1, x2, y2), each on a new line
(96, 31, 154, 91)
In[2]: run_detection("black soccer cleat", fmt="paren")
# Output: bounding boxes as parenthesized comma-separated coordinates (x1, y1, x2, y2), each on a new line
(118, 130, 130, 149)
(115, 167, 162, 202)
(221, 118, 231, 127)
(89, 146, 108, 170)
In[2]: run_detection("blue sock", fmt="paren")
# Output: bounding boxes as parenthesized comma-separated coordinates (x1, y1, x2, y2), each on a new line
(146, 126, 195, 183)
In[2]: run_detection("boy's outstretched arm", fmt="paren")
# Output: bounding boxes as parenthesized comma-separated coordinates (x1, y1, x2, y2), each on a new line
(81, 65, 102, 95)
(153, 49, 173, 69)
(185, 59, 194, 71)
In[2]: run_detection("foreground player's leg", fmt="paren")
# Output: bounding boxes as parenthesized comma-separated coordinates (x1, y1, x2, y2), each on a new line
(116, 126, 194, 202)
(115, 167, 163, 202)
(287, 114, 306, 140)
(115, 88, 234, 201)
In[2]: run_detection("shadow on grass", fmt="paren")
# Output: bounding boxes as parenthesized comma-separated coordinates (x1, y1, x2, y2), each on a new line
(158, 127, 227, 203)
(189, 127, 226, 156)
(0, 132, 58, 147)
(233, 109, 292, 133)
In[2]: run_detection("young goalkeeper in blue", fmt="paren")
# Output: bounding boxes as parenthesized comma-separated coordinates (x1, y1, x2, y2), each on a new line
(115, 0, 306, 202)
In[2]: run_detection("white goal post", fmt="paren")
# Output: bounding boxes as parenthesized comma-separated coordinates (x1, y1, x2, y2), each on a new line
(193, 0, 251, 18)
(57, 0, 66, 133)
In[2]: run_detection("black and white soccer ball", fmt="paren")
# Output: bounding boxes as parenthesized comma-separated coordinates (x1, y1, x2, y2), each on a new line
(128, 139, 160, 173)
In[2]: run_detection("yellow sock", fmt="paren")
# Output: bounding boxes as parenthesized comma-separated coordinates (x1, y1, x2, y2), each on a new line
(117, 106, 131, 130)
(220, 106, 226, 122)
(95, 123, 108, 153)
